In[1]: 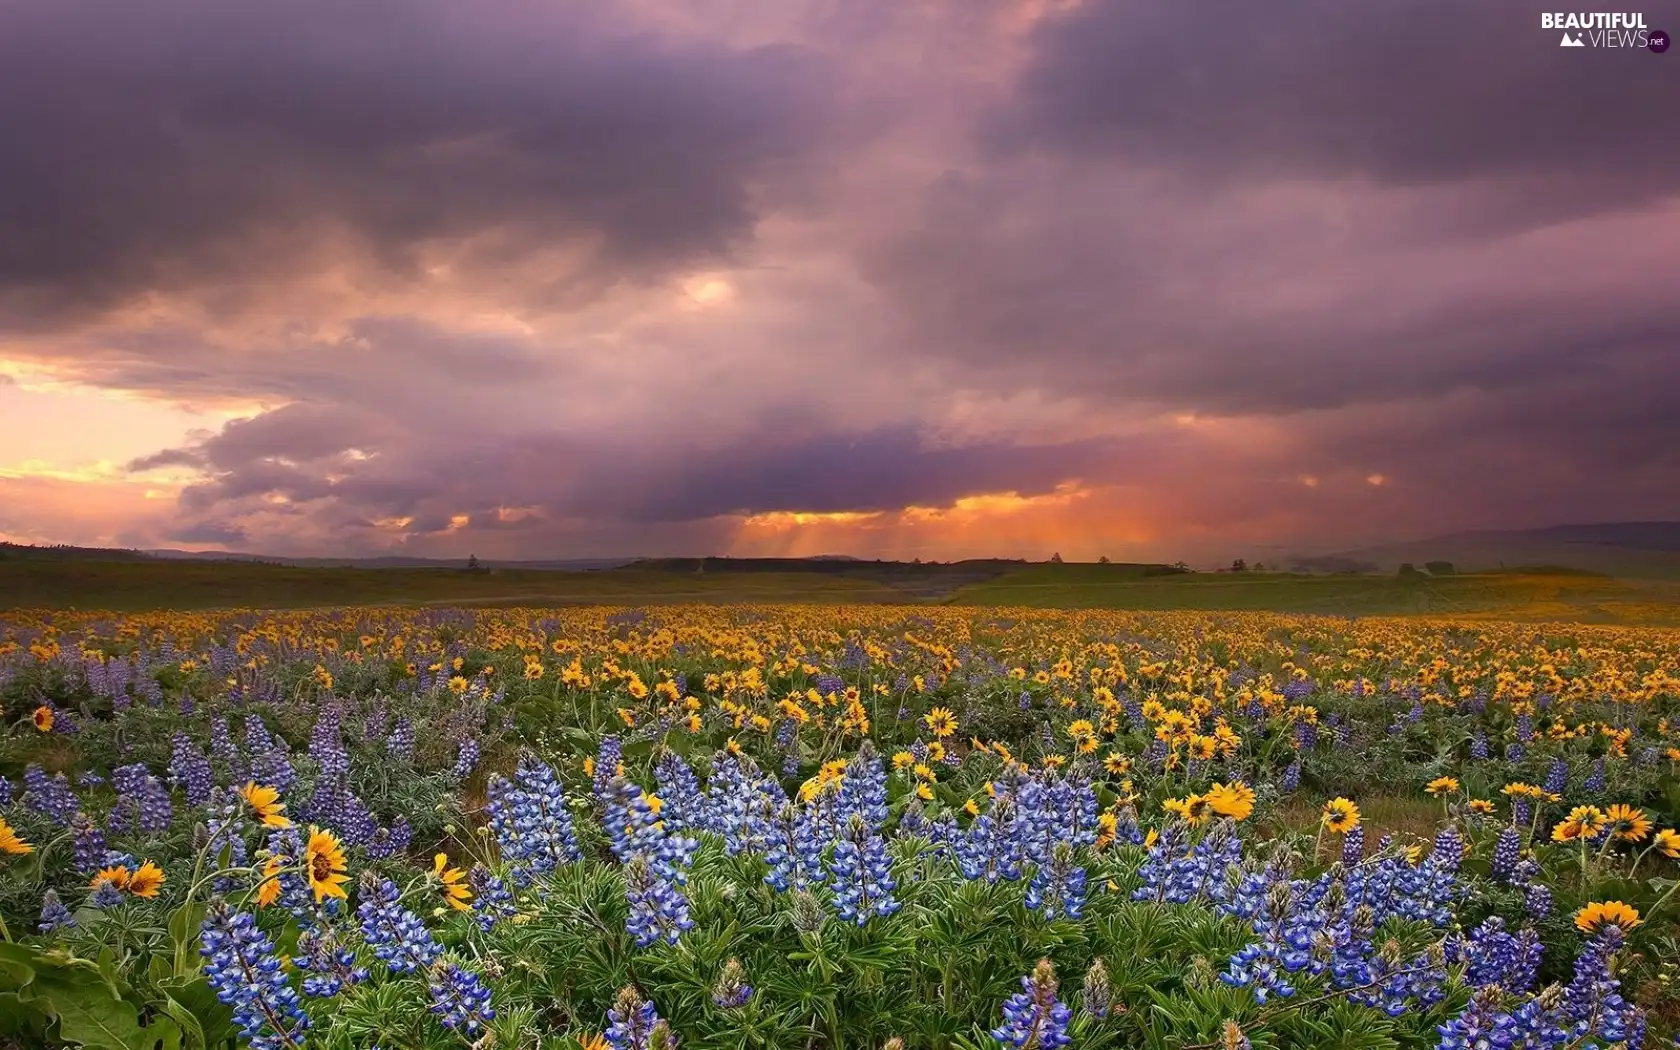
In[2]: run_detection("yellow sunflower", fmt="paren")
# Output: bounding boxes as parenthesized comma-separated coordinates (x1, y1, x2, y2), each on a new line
(32, 706, 54, 732)
(1163, 794, 1212, 827)
(0, 817, 35, 856)
(1103, 752, 1131, 775)
(1094, 811, 1118, 850)
(241, 782, 293, 828)
(1205, 781, 1256, 822)
(1654, 828, 1680, 859)
(91, 866, 131, 892)
(127, 860, 165, 898)
(433, 853, 474, 912)
(1574, 900, 1640, 934)
(1467, 799, 1497, 816)
(1604, 804, 1652, 844)
(255, 854, 286, 909)
(923, 707, 958, 739)
(1321, 797, 1361, 834)
(303, 827, 350, 902)
(1424, 776, 1460, 796)
(1552, 805, 1607, 843)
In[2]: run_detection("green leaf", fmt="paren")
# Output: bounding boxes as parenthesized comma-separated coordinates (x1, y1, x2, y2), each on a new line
(0, 990, 48, 1041)
(156, 975, 237, 1049)
(0, 942, 40, 989)
(168, 900, 209, 977)
(23, 966, 181, 1050)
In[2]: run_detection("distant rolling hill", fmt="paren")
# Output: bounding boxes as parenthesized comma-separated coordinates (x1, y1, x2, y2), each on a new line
(141, 549, 637, 571)
(1320, 522, 1680, 579)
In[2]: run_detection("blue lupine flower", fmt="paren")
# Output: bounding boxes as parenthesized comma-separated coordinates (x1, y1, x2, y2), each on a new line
(211, 716, 244, 781)
(356, 876, 444, 974)
(170, 733, 215, 807)
(1524, 882, 1553, 920)
(957, 806, 1023, 885)
(1584, 758, 1606, 793)
(1435, 987, 1518, 1050)
(835, 742, 888, 830)
(1294, 720, 1318, 751)
(38, 890, 75, 933)
(23, 765, 80, 827)
(469, 864, 517, 931)
(606, 987, 677, 1050)
(452, 737, 480, 780)
(1133, 821, 1190, 903)
(1341, 825, 1365, 867)
(594, 735, 624, 800)
(1347, 942, 1447, 1017)
(1491, 827, 1521, 882)
(427, 961, 496, 1035)
(830, 814, 899, 926)
(766, 803, 828, 892)
(992, 960, 1072, 1050)
(486, 754, 582, 884)
(712, 958, 753, 1009)
(1469, 731, 1489, 761)
(245, 717, 296, 794)
(386, 717, 415, 763)
(310, 710, 351, 780)
(624, 856, 694, 948)
(200, 904, 311, 1050)
(1506, 741, 1526, 762)
(71, 813, 107, 874)
(1025, 844, 1088, 921)
(703, 752, 775, 855)
(90, 876, 126, 909)
(111, 763, 173, 834)
(1447, 916, 1542, 993)
(260, 826, 315, 918)
(1279, 762, 1301, 793)
(1544, 758, 1569, 796)
(295, 923, 367, 998)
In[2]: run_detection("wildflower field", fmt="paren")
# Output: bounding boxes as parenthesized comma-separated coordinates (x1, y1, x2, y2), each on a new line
(3, 604, 1680, 1050)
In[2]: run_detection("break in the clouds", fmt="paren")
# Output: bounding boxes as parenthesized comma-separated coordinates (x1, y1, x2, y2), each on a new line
(0, 0, 1676, 561)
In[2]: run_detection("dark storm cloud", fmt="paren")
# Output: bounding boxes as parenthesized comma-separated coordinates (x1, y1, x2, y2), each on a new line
(0, 0, 829, 323)
(995, 0, 1680, 196)
(863, 156, 1680, 415)
(577, 425, 1122, 520)
(144, 413, 1122, 534)
(169, 520, 249, 545)
(8, 0, 1678, 557)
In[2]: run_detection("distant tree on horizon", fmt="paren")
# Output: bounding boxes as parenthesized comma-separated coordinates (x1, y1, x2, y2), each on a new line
(1230, 558, 1247, 572)
(1049, 552, 1064, 563)
(1098, 555, 1110, 564)
(1425, 560, 1456, 575)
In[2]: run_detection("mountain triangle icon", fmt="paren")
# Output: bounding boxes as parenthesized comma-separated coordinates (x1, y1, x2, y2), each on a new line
(1560, 31, 1585, 46)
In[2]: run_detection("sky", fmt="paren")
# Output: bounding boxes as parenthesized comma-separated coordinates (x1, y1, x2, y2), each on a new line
(1, 0, 1676, 564)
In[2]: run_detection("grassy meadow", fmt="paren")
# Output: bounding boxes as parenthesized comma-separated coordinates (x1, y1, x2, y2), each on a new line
(8, 555, 1680, 624)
